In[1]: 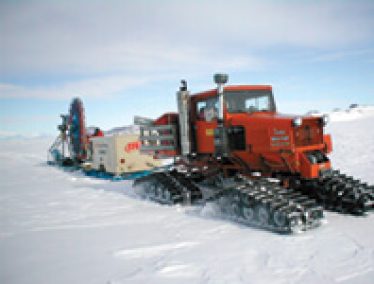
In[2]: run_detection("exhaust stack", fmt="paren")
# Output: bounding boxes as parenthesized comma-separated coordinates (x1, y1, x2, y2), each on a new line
(177, 80, 191, 156)
(213, 73, 229, 157)
(214, 73, 228, 121)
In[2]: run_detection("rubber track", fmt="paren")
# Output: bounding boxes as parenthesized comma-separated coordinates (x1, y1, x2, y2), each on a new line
(133, 170, 202, 205)
(214, 176, 324, 233)
(134, 171, 323, 233)
(296, 170, 374, 214)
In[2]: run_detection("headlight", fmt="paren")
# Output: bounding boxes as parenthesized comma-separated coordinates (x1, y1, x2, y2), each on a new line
(292, 117, 303, 127)
(321, 114, 329, 126)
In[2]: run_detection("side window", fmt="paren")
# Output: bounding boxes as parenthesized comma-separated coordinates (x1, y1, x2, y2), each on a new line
(245, 96, 270, 112)
(196, 98, 218, 121)
(245, 98, 257, 112)
(258, 96, 269, 111)
(196, 101, 207, 120)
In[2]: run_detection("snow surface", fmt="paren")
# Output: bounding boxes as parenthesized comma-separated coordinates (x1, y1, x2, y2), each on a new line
(1, 110, 374, 284)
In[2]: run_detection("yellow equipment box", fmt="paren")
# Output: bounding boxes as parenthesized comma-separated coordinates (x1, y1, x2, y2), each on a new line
(90, 134, 161, 175)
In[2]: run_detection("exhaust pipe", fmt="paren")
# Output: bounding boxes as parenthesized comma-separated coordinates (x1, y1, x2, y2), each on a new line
(177, 80, 191, 156)
(214, 73, 228, 121)
(213, 73, 229, 157)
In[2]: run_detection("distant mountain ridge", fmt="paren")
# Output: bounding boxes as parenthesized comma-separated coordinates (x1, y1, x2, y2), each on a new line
(306, 104, 374, 122)
(104, 124, 140, 136)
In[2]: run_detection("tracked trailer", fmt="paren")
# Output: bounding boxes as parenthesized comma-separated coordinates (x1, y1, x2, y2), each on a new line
(134, 74, 373, 233)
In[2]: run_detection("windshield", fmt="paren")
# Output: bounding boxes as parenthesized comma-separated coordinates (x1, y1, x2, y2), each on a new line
(225, 90, 275, 113)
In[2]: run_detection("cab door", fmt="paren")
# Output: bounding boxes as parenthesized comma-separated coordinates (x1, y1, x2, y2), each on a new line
(195, 98, 218, 154)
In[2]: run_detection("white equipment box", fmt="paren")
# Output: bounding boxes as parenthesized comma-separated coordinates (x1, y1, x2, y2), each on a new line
(90, 134, 161, 175)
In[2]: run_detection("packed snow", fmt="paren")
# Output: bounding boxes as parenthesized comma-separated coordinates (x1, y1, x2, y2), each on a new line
(1, 107, 374, 284)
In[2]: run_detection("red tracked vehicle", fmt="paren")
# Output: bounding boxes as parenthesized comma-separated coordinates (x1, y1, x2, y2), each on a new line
(134, 74, 373, 233)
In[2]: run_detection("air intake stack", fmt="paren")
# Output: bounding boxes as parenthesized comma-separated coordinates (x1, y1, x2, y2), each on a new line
(214, 73, 229, 121)
(177, 80, 191, 156)
(213, 73, 229, 157)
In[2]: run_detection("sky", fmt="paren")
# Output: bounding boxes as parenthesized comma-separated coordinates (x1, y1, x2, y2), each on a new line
(0, 0, 373, 136)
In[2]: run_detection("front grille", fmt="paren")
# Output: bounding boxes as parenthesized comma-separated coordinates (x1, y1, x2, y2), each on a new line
(295, 122, 323, 146)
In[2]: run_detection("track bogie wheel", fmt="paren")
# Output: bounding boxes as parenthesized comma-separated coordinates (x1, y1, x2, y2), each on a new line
(163, 189, 172, 201)
(273, 210, 288, 228)
(230, 202, 241, 217)
(242, 206, 255, 222)
(256, 204, 270, 225)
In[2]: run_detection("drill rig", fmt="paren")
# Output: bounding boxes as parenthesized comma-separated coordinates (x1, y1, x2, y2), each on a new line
(134, 74, 374, 233)
(48, 98, 161, 178)
(48, 98, 87, 166)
